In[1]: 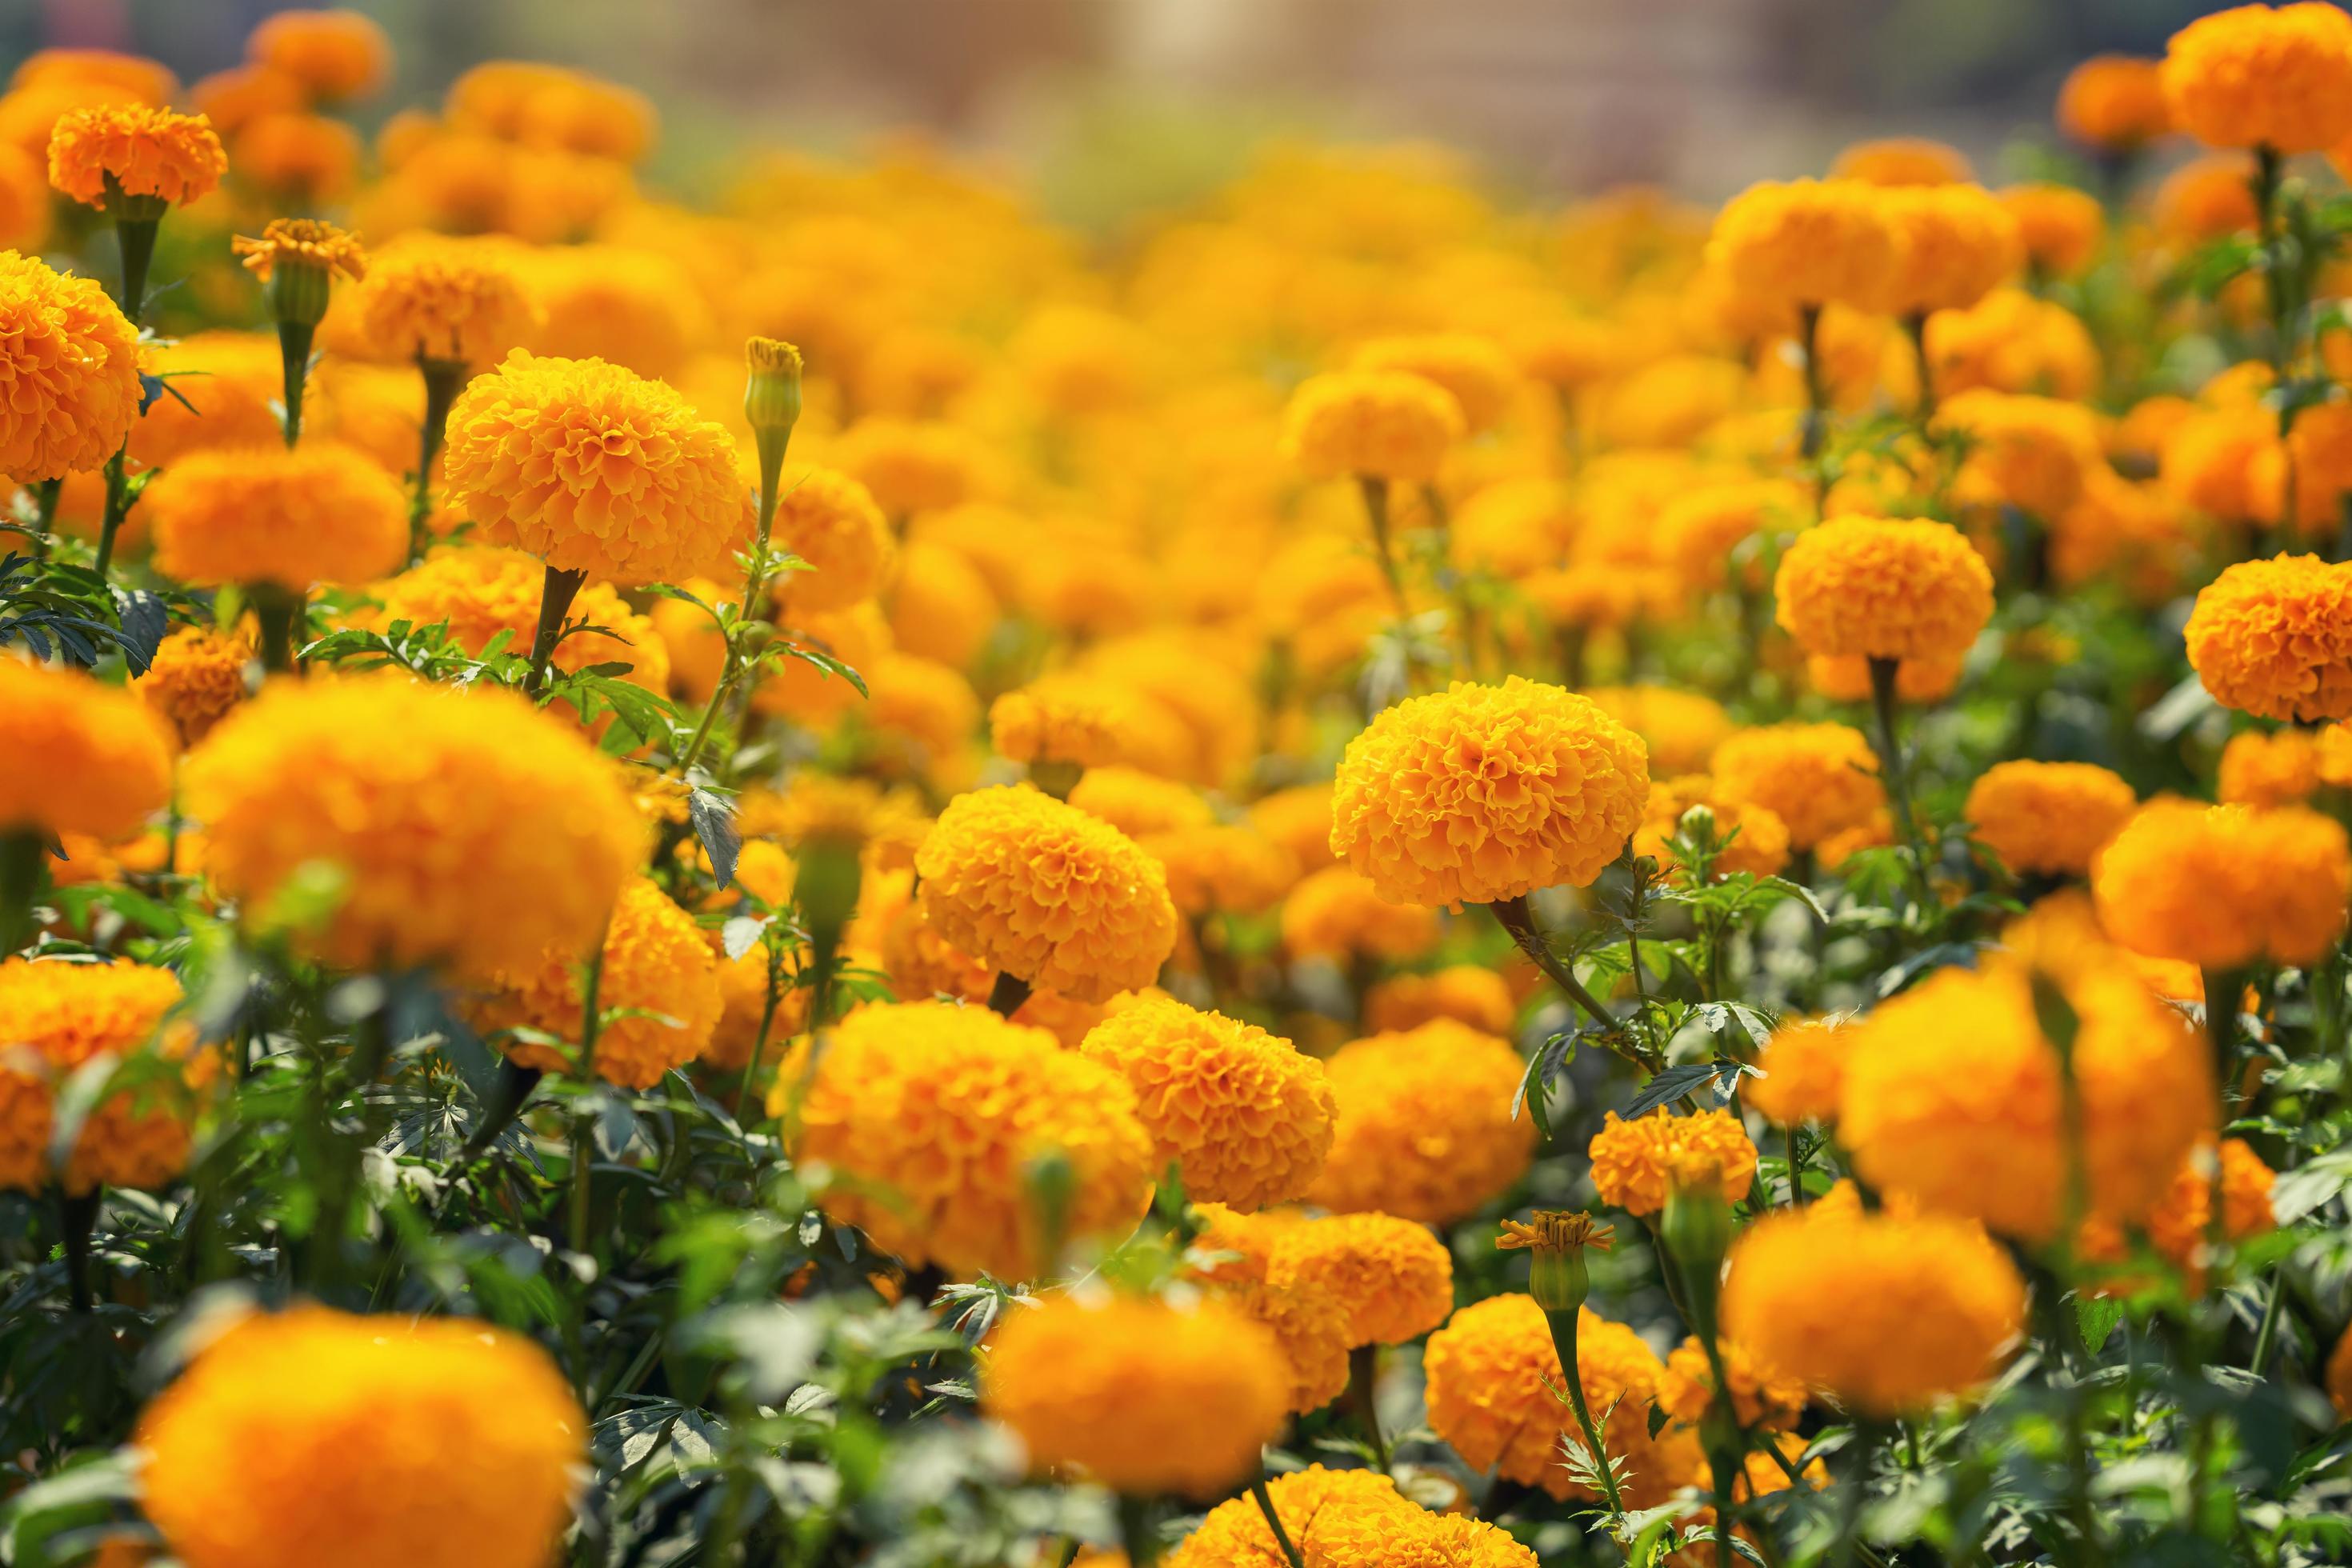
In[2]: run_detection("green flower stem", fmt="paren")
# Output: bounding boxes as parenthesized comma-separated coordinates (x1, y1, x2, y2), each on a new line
(0, 828, 44, 956)
(1357, 475, 1408, 616)
(110, 211, 159, 325)
(568, 938, 610, 1259)
(277, 320, 316, 446)
(1346, 1343, 1390, 1471)
(1865, 657, 1934, 913)
(28, 477, 60, 561)
(1784, 1124, 1806, 1205)
(92, 450, 130, 578)
(1798, 303, 1830, 518)
(1903, 310, 1935, 425)
(523, 566, 589, 700)
(54, 1189, 98, 1314)
(1543, 1307, 1626, 1520)
(986, 970, 1033, 1019)
(1117, 1495, 1162, 1568)
(1490, 894, 1662, 1074)
(734, 954, 786, 1125)
(1249, 1474, 1306, 1568)
(409, 356, 470, 559)
(250, 584, 306, 674)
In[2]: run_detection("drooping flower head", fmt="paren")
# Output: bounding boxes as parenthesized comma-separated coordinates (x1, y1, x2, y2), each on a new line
(1309, 1019, 1538, 1224)
(1281, 370, 1466, 484)
(46, 103, 224, 211)
(2094, 798, 2351, 968)
(0, 958, 210, 1195)
(1330, 677, 1650, 906)
(0, 250, 141, 480)
(137, 1305, 583, 1568)
(2162, 3, 2352, 154)
(1963, 760, 2137, 876)
(0, 660, 171, 841)
(146, 442, 409, 591)
(2184, 554, 2352, 721)
(1773, 514, 1994, 663)
(442, 350, 754, 583)
(183, 674, 643, 982)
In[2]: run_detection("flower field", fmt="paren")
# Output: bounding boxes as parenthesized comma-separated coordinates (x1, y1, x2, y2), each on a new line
(10, 5, 2352, 1566)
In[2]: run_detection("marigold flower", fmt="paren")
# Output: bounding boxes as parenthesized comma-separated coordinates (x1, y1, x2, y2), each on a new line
(2162, 3, 2352, 154)
(701, 946, 810, 1074)
(1310, 1019, 1537, 1225)
(1166, 1466, 1420, 1568)
(1281, 865, 1441, 962)
(1350, 332, 1521, 434)
(750, 602, 887, 723)
(146, 442, 407, 592)
(766, 464, 893, 612)
(1589, 1108, 1758, 1218)
(2154, 154, 2262, 242)
(1450, 476, 1578, 579)
(1923, 287, 2102, 402)
(1875, 184, 2023, 317)
(138, 1305, 582, 1568)
(2140, 1138, 2276, 1270)
(1199, 1266, 1354, 1414)
(886, 538, 998, 668)
(914, 786, 1178, 1003)
(990, 674, 1190, 777)
(1742, 1017, 1850, 1127)
(1706, 178, 1896, 315)
(11, 50, 175, 103)
(1269, 1212, 1454, 1346)
(0, 250, 141, 481)
(1833, 137, 1974, 186)
(138, 626, 251, 750)
(2001, 182, 2106, 276)
(467, 878, 719, 1090)
(1773, 514, 1993, 663)
(0, 144, 47, 252)
(0, 958, 209, 1194)
(183, 674, 642, 982)
(774, 1001, 1154, 1278)
(2060, 55, 2173, 148)
(0, 661, 171, 841)
(1658, 1334, 1809, 1431)
(1964, 760, 2138, 876)
(2185, 554, 2352, 721)
(1281, 370, 1466, 484)
(1710, 722, 1885, 853)
(864, 651, 978, 771)
(442, 351, 753, 584)
(247, 10, 393, 102)
(1079, 998, 1334, 1211)
(1662, 478, 1804, 594)
(1634, 774, 1790, 880)
(1363, 966, 1516, 1035)
(1582, 685, 1734, 774)
(374, 546, 669, 696)
(345, 234, 535, 365)
(1330, 677, 1649, 907)
(2218, 728, 2321, 807)
(1422, 1294, 1699, 1506)
(46, 103, 223, 210)
(1722, 1203, 2025, 1416)
(1937, 388, 2103, 517)
(232, 110, 359, 202)
(831, 417, 994, 519)
(2094, 798, 2350, 968)
(1141, 824, 1298, 918)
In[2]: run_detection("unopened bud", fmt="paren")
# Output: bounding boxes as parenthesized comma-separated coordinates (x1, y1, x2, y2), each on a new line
(745, 337, 805, 439)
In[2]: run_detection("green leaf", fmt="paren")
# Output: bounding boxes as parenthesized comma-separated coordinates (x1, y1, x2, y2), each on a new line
(690, 787, 742, 889)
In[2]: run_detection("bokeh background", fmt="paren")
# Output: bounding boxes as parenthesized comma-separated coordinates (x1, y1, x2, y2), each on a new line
(10, 0, 2236, 222)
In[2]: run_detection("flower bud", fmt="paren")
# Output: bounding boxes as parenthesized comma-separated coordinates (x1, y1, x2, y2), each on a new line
(1495, 1209, 1613, 1316)
(745, 337, 805, 440)
(1526, 1243, 1591, 1315)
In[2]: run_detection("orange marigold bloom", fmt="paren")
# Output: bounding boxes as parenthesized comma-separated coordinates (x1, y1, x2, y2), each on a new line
(1710, 722, 1885, 852)
(466, 878, 720, 1090)
(1079, 998, 1335, 1211)
(2094, 798, 2351, 968)
(2186, 554, 2352, 721)
(346, 234, 536, 366)
(2162, 2, 2352, 154)
(183, 674, 642, 982)
(914, 786, 1178, 1003)
(190, 63, 305, 138)
(1280, 370, 1466, 485)
(0, 661, 171, 840)
(0, 145, 49, 252)
(247, 10, 393, 102)
(1167, 1466, 1422, 1568)
(0, 250, 140, 481)
(1363, 965, 1516, 1035)
(1330, 677, 1650, 907)
(1874, 183, 2023, 316)
(1140, 824, 1298, 918)
(1269, 1212, 1454, 1346)
(1924, 287, 2102, 402)
(1658, 1334, 1809, 1431)
(46, 103, 223, 210)
(990, 674, 1190, 777)
(1746, 1017, 1854, 1128)
(831, 417, 994, 519)
(1722, 1203, 2025, 1416)
(1350, 332, 1520, 435)
(1589, 1107, 1758, 1218)
(1938, 388, 2103, 517)
(1964, 760, 2138, 876)
(1831, 137, 1974, 186)
(2140, 1138, 2276, 1270)
(0, 958, 209, 1195)
(774, 1001, 1154, 1279)
(443, 351, 754, 584)
(1706, 178, 1896, 314)
(11, 50, 174, 103)
(768, 465, 894, 613)
(138, 626, 251, 750)
(146, 442, 407, 591)
(231, 110, 359, 203)
(2060, 55, 2174, 149)
(2218, 727, 2321, 807)
(1582, 685, 1734, 775)
(1662, 478, 1805, 594)
(984, 1292, 1289, 1498)
(1773, 514, 1994, 663)
(2154, 154, 2262, 242)
(137, 1305, 582, 1568)
(2000, 182, 2105, 276)
(1309, 1019, 1538, 1226)
(1634, 774, 1790, 880)
(1280, 864, 1441, 962)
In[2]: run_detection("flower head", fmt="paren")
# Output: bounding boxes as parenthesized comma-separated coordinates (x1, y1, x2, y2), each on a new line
(1363, 965, 1516, 1035)
(147, 442, 408, 591)
(137, 1305, 582, 1568)
(1658, 1333, 1809, 1431)
(2002, 182, 2106, 276)
(0, 958, 209, 1195)
(46, 103, 223, 210)
(345, 234, 535, 365)
(1582, 685, 1734, 775)
(233, 215, 366, 285)
(1270, 1212, 1454, 1346)
(1281, 370, 1466, 484)
(1710, 722, 1885, 852)
(1706, 178, 1896, 315)
(1310, 1019, 1538, 1225)
(373, 546, 668, 698)
(1634, 774, 1790, 880)
(2060, 55, 2173, 148)
(2162, 3, 2352, 153)
(442, 350, 754, 583)
(1745, 1017, 1854, 1128)
(1280, 865, 1441, 962)
(0, 660, 171, 840)
(2186, 554, 2352, 721)
(1833, 137, 1974, 186)
(1964, 760, 2138, 876)
(2094, 798, 2350, 968)
(1875, 183, 2023, 316)
(1167, 1466, 1419, 1568)
(1350, 332, 1521, 434)
(769, 466, 893, 612)
(1773, 514, 1993, 663)
(0, 250, 141, 480)
(990, 674, 1190, 775)
(138, 625, 252, 750)
(2218, 728, 2321, 807)
(247, 10, 394, 102)
(1589, 1108, 1758, 1218)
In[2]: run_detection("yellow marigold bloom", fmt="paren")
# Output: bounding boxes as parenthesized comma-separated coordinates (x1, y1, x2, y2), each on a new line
(1141, 825, 1298, 918)
(831, 417, 993, 519)
(1167, 1466, 1419, 1568)
(0, 250, 139, 480)
(230, 110, 359, 203)
(1964, 760, 2138, 876)
(2218, 728, 2321, 806)
(1589, 1108, 1758, 1219)
(1746, 1017, 1854, 1127)
(1658, 1333, 1809, 1431)
(1363, 965, 1515, 1035)
(183, 674, 642, 982)
(775, 1001, 1153, 1278)
(374, 546, 668, 695)
(247, 10, 393, 102)
(1280, 370, 1466, 485)
(138, 1305, 582, 1568)
(1187, 1201, 1309, 1286)
(1281, 864, 1440, 962)
(914, 786, 1178, 1003)
(2185, 554, 2352, 721)
(1875, 184, 2023, 316)
(146, 442, 407, 591)
(1270, 1211, 1454, 1346)
(1203, 1268, 1353, 1415)
(1450, 476, 1578, 579)
(865, 651, 978, 770)
(1706, 178, 1896, 314)
(2001, 182, 2105, 276)
(2060, 55, 2174, 148)
(1582, 685, 1734, 775)
(2134, 1138, 2276, 1272)
(985, 1292, 1287, 1498)
(467, 878, 720, 1090)
(1330, 678, 1649, 907)
(1724, 1204, 2023, 1417)
(1634, 774, 1790, 880)
(138, 626, 251, 750)
(2154, 154, 2263, 244)
(1833, 137, 1974, 186)
(990, 674, 1188, 776)
(1058, 767, 1206, 839)
(1662, 479, 1803, 594)
(0, 661, 170, 840)
(1251, 783, 1338, 875)
(1773, 514, 1993, 663)
(767, 464, 893, 613)
(0, 958, 208, 1194)
(1839, 937, 2213, 1242)
(346, 234, 535, 365)
(2094, 798, 2350, 968)
(443, 351, 753, 584)
(1310, 1019, 1537, 1226)
(885, 538, 998, 669)
(1350, 332, 1520, 435)
(1079, 998, 1334, 1210)
(751, 602, 887, 724)
(1423, 1294, 1699, 1506)
(1937, 388, 2104, 517)
(1710, 722, 1885, 853)
(46, 103, 223, 210)
(2162, 2, 2352, 153)
(1924, 287, 2102, 403)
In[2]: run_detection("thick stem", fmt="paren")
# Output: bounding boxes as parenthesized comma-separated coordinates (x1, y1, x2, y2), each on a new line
(409, 357, 470, 558)
(523, 566, 589, 699)
(1249, 1475, 1306, 1568)
(1866, 657, 1933, 911)
(986, 970, 1033, 1019)
(1117, 1496, 1161, 1568)
(1903, 310, 1936, 425)
(1544, 1309, 1626, 1519)
(1784, 1123, 1806, 1206)
(1357, 476, 1409, 616)
(112, 214, 159, 326)
(1489, 894, 1659, 1073)
(1798, 304, 1829, 518)
(56, 1189, 98, 1314)
(0, 828, 44, 956)
(250, 584, 306, 674)
(28, 478, 60, 561)
(1346, 1343, 1390, 1471)
(93, 450, 130, 578)
(277, 321, 316, 446)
